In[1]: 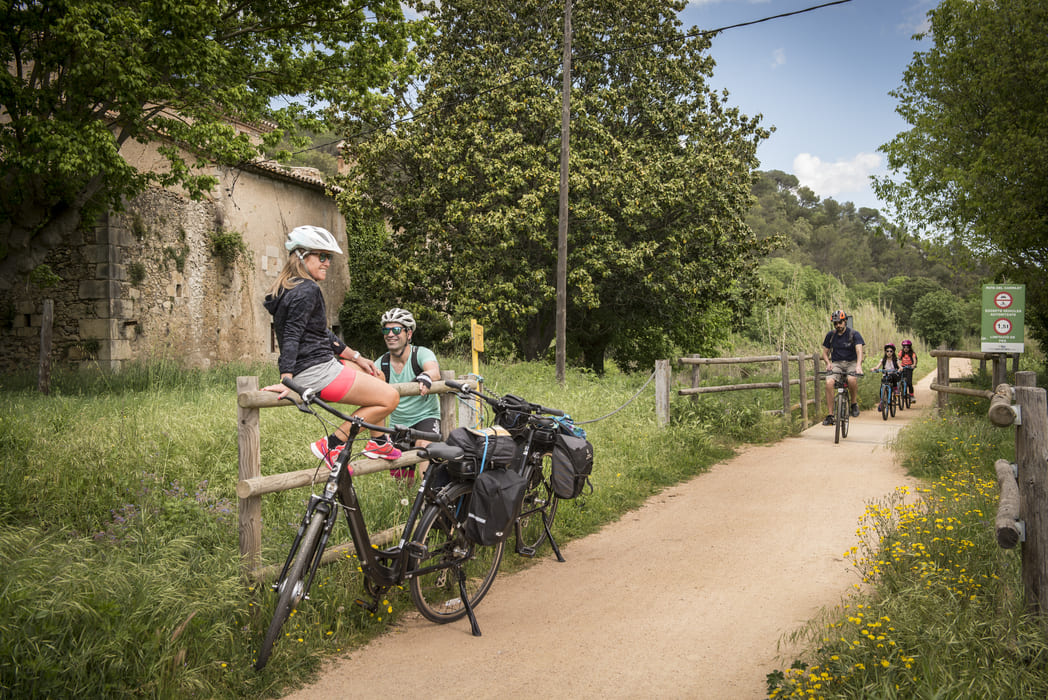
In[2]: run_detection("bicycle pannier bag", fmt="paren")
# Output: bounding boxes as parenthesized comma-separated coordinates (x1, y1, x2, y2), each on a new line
(463, 468, 527, 546)
(550, 433, 594, 499)
(445, 426, 517, 479)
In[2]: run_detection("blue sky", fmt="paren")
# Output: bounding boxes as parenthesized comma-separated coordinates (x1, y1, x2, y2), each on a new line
(678, 0, 937, 213)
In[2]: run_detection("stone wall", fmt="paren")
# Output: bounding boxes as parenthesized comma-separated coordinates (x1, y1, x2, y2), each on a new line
(0, 159, 350, 374)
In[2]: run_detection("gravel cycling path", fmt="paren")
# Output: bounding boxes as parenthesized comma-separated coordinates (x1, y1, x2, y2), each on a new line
(282, 361, 964, 699)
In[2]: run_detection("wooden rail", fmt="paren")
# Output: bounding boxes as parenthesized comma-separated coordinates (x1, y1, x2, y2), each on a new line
(929, 349, 1017, 409)
(655, 351, 819, 427)
(236, 372, 464, 579)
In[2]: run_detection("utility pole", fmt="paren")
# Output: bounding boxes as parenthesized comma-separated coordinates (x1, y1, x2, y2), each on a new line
(555, 0, 572, 384)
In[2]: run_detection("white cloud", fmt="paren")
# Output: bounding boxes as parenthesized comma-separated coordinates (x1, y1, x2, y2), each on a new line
(792, 152, 882, 198)
(771, 48, 785, 68)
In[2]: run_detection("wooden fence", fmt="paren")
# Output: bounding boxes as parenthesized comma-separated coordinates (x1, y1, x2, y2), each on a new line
(987, 372, 1048, 619)
(235, 372, 467, 579)
(654, 351, 821, 427)
(929, 349, 1020, 409)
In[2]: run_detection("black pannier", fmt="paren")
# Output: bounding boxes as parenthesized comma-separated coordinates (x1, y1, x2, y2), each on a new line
(550, 433, 594, 499)
(444, 426, 518, 479)
(463, 468, 528, 546)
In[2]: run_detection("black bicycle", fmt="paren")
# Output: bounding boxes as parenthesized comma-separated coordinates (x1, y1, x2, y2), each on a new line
(445, 378, 582, 562)
(254, 378, 505, 671)
(823, 370, 861, 444)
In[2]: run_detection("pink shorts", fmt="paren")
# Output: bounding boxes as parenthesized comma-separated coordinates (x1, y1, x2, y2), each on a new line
(318, 363, 357, 402)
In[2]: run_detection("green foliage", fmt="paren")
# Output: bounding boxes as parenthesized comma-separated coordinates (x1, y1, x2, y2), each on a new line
(0, 0, 421, 284)
(341, 0, 777, 373)
(27, 263, 61, 288)
(874, 0, 1048, 362)
(128, 261, 146, 286)
(911, 288, 967, 349)
(209, 229, 248, 268)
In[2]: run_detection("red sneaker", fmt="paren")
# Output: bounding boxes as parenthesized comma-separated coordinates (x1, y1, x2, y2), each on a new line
(363, 439, 402, 461)
(310, 438, 344, 469)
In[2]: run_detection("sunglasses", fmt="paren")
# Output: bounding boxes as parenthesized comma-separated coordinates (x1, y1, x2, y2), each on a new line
(311, 252, 332, 263)
(382, 326, 405, 336)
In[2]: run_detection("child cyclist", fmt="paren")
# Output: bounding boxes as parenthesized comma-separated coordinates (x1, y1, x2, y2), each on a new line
(873, 342, 902, 412)
(899, 339, 917, 402)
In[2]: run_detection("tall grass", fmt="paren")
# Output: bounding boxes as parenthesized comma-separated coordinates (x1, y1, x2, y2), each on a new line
(1, 357, 775, 698)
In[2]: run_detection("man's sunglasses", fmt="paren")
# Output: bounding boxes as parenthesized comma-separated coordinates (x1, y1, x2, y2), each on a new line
(382, 326, 405, 336)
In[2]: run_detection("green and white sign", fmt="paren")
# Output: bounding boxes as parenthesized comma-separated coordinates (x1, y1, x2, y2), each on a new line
(981, 284, 1024, 353)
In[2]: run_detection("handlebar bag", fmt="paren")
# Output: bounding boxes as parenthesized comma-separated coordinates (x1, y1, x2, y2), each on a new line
(551, 433, 594, 499)
(445, 426, 518, 479)
(463, 468, 527, 546)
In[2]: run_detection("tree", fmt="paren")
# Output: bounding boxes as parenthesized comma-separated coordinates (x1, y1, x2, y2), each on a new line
(341, 0, 777, 372)
(910, 289, 966, 349)
(873, 0, 1048, 353)
(0, 0, 418, 287)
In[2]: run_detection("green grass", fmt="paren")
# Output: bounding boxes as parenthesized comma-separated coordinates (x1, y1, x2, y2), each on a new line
(0, 358, 774, 698)
(766, 362, 1048, 699)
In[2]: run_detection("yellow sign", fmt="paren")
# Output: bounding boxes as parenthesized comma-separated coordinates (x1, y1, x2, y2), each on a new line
(471, 319, 484, 352)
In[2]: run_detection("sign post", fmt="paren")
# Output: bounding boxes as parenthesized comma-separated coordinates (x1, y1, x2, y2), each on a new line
(981, 284, 1024, 353)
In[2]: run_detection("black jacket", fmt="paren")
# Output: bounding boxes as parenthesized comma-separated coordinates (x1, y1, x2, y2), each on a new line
(263, 279, 347, 375)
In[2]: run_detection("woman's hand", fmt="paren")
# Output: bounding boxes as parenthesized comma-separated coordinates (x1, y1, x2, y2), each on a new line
(262, 374, 293, 400)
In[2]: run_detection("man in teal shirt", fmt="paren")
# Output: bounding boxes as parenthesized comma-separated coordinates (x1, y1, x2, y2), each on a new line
(379, 307, 441, 480)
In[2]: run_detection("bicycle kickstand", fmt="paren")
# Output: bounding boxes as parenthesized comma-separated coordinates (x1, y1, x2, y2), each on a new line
(545, 520, 566, 563)
(457, 567, 482, 637)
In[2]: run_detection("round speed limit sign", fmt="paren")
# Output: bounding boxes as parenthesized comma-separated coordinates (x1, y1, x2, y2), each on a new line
(994, 318, 1012, 335)
(994, 292, 1013, 309)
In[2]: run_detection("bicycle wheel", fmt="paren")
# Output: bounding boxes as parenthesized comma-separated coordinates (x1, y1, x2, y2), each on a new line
(516, 455, 559, 554)
(834, 394, 844, 444)
(881, 387, 889, 421)
(409, 493, 505, 624)
(903, 385, 911, 409)
(255, 511, 326, 671)
(839, 394, 850, 439)
(890, 391, 898, 417)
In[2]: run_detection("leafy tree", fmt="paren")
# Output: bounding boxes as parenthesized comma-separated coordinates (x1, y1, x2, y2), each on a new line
(341, 0, 778, 372)
(0, 0, 419, 287)
(873, 0, 1048, 353)
(910, 289, 967, 349)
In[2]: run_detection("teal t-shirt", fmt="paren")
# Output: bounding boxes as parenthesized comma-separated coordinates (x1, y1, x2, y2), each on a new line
(388, 346, 440, 426)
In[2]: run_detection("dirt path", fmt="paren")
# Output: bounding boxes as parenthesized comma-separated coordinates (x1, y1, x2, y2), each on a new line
(282, 362, 962, 700)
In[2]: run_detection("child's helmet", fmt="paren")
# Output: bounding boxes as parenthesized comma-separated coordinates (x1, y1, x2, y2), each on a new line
(884, 343, 896, 351)
(901, 339, 912, 347)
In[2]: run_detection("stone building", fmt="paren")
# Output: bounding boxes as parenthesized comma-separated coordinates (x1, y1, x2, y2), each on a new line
(0, 126, 350, 373)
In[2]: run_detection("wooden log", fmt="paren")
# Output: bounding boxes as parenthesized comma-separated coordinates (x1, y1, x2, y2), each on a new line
(995, 459, 1022, 549)
(237, 449, 427, 499)
(798, 352, 809, 426)
(38, 299, 53, 395)
(655, 359, 671, 427)
(679, 381, 782, 396)
(238, 380, 457, 409)
(929, 383, 994, 400)
(988, 384, 1017, 427)
(237, 376, 263, 577)
(679, 354, 783, 365)
(780, 350, 790, 417)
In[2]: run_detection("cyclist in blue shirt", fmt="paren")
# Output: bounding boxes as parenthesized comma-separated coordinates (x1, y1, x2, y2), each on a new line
(378, 308, 442, 481)
(820, 309, 865, 425)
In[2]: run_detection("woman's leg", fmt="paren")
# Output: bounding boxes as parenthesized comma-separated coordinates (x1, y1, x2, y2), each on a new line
(331, 371, 399, 441)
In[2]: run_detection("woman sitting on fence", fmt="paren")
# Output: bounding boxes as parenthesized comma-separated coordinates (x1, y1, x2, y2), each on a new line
(262, 225, 401, 466)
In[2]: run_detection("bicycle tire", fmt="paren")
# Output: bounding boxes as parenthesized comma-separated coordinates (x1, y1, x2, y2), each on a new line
(408, 493, 505, 624)
(255, 511, 326, 671)
(890, 392, 898, 417)
(516, 455, 559, 553)
(840, 394, 850, 438)
(834, 394, 844, 444)
(904, 391, 911, 409)
(881, 387, 889, 421)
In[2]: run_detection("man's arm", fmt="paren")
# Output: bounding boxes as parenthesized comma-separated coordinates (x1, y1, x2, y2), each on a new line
(855, 344, 864, 372)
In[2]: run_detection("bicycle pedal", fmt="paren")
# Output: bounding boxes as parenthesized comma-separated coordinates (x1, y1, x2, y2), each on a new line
(353, 597, 378, 613)
(517, 545, 537, 558)
(404, 541, 428, 559)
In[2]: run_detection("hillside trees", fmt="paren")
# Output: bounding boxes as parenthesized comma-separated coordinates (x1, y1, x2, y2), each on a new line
(340, 0, 777, 372)
(874, 0, 1048, 354)
(0, 0, 418, 288)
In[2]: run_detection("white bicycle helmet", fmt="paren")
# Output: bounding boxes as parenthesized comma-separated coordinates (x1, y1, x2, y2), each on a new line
(284, 225, 343, 255)
(381, 307, 416, 331)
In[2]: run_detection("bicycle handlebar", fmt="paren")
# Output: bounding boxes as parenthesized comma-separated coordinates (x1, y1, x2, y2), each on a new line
(445, 378, 566, 417)
(281, 377, 441, 444)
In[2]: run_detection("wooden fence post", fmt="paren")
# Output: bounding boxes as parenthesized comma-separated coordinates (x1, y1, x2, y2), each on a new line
(38, 299, 53, 395)
(655, 359, 671, 427)
(1014, 371, 1048, 619)
(237, 376, 263, 578)
(992, 354, 1007, 389)
(936, 353, 949, 411)
(780, 350, 790, 417)
(439, 370, 457, 436)
(812, 352, 821, 421)
(689, 353, 701, 401)
(797, 352, 809, 426)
